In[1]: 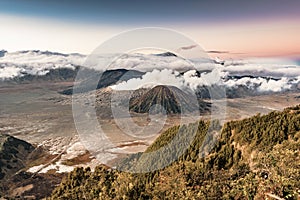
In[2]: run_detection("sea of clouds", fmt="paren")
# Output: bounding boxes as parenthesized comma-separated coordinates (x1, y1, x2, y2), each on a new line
(111, 68, 299, 92)
(0, 50, 85, 79)
(0, 50, 299, 93)
(108, 55, 300, 93)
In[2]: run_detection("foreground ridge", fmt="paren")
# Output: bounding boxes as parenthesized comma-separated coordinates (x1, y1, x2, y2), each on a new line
(49, 105, 300, 200)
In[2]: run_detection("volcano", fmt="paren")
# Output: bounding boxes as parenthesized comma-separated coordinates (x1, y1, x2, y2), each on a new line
(129, 85, 211, 114)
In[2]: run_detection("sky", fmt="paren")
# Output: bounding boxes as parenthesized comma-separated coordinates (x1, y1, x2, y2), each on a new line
(0, 0, 300, 58)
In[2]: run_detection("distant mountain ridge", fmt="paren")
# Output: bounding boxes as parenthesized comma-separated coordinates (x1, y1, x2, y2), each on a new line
(62, 68, 145, 95)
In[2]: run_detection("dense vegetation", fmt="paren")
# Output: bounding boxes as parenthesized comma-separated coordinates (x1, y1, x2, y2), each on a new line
(50, 105, 300, 199)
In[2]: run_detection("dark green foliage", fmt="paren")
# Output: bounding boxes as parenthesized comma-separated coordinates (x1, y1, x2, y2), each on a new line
(228, 107, 300, 150)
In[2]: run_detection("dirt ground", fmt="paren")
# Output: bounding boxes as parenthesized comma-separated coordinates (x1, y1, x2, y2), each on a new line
(0, 82, 299, 165)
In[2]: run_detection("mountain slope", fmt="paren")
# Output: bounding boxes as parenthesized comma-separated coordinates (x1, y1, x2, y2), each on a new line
(62, 69, 144, 95)
(129, 85, 211, 114)
(0, 134, 35, 181)
(0, 134, 65, 199)
(50, 104, 300, 200)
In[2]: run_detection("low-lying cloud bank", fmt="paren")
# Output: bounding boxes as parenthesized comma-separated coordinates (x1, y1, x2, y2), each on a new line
(112, 69, 299, 93)
(112, 64, 300, 93)
(109, 55, 300, 93)
(0, 50, 85, 79)
(110, 69, 183, 90)
(0, 50, 299, 93)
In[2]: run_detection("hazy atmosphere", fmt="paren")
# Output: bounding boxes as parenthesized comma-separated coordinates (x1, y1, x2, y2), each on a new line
(0, 1, 299, 199)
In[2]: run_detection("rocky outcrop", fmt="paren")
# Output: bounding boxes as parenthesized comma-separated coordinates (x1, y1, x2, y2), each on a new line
(0, 133, 35, 181)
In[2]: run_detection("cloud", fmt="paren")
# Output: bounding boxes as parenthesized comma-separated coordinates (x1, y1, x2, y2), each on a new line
(258, 77, 292, 92)
(107, 53, 193, 72)
(111, 69, 183, 90)
(206, 50, 229, 54)
(178, 45, 198, 51)
(111, 59, 299, 93)
(0, 51, 195, 79)
(1, 51, 299, 94)
(0, 50, 85, 79)
(224, 58, 300, 77)
(182, 68, 225, 89)
(223, 76, 296, 92)
(111, 68, 225, 91)
(0, 66, 23, 79)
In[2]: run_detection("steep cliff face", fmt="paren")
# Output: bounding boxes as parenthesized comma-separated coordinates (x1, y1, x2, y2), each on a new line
(0, 134, 35, 181)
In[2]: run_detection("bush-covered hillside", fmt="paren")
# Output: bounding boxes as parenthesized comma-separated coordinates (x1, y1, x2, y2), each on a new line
(50, 105, 300, 200)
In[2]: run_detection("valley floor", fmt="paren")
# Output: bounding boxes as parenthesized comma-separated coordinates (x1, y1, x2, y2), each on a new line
(0, 82, 299, 167)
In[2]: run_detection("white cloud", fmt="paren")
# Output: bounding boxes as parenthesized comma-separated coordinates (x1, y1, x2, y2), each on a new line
(0, 51, 299, 94)
(0, 66, 23, 79)
(224, 58, 300, 77)
(0, 50, 86, 79)
(111, 69, 183, 90)
(258, 77, 292, 92)
(111, 68, 225, 91)
(111, 60, 299, 93)
(108, 53, 193, 72)
(182, 68, 225, 89)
